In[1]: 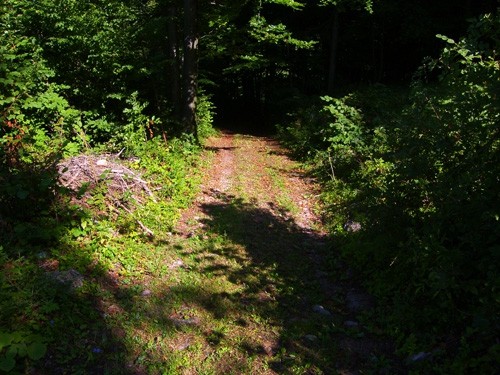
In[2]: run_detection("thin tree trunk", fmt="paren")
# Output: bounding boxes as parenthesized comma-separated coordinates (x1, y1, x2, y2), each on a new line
(327, 7, 339, 94)
(167, 5, 181, 119)
(182, 0, 198, 139)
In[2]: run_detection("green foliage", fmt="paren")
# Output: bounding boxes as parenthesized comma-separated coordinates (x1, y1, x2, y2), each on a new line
(319, 0, 374, 13)
(111, 92, 149, 155)
(0, 133, 204, 372)
(318, 95, 365, 179)
(278, 13, 500, 372)
(249, 16, 317, 49)
(196, 93, 217, 140)
(22, 0, 145, 109)
(0, 332, 47, 372)
(0, 3, 84, 220)
(264, 0, 306, 11)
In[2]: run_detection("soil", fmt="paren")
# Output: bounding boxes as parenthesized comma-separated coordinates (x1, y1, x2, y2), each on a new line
(172, 131, 402, 374)
(177, 132, 324, 238)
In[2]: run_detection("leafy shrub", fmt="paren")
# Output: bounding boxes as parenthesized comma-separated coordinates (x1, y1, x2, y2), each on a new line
(0, 331, 47, 372)
(276, 99, 326, 159)
(0, 6, 83, 221)
(278, 12, 500, 372)
(196, 93, 218, 140)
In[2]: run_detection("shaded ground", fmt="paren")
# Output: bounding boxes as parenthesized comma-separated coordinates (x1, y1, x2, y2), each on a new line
(2, 131, 405, 374)
(162, 131, 402, 374)
(29, 131, 402, 374)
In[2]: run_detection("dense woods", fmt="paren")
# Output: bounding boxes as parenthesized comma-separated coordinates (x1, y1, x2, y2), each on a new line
(1, 0, 498, 373)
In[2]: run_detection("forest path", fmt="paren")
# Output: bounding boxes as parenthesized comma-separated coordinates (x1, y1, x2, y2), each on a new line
(177, 131, 325, 245)
(138, 131, 398, 374)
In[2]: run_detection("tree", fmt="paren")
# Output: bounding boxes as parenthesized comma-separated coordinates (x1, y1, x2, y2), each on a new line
(182, 0, 199, 138)
(319, 0, 373, 93)
(167, 4, 181, 119)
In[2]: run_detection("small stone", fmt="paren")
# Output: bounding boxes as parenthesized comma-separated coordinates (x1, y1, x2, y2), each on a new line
(304, 334, 318, 342)
(37, 251, 48, 259)
(343, 320, 359, 328)
(169, 259, 185, 269)
(312, 305, 332, 316)
(141, 289, 152, 297)
(49, 269, 84, 290)
(409, 352, 431, 362)
(175, 341, 191, 351)
(96, 159, 108, 166)
(343, 220, 361, 232)
(171, 317, 200, 327)
(346, 291, 373, 312)
(315, 270, 329, 278)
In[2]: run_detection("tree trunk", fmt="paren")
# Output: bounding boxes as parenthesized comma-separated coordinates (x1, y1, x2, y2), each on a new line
(167, 5, 181, 119)
(182, 0, 198, 139)
(327, 7, 339, 94)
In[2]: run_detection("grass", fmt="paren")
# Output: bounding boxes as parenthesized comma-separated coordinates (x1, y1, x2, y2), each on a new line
(1, 132, 399, 374)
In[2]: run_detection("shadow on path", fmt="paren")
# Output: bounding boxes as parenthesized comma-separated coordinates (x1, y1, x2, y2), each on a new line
(177, 190, 402, 374)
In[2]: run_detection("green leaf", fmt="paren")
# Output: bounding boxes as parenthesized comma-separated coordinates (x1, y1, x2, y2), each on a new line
(265, 0, 305, 10)
(0, 354, 16, 372)
(27, 341, 47, 361)
(16, 190, 29, 199)
(9, 343, 27, 358)
(0, 333, 13, 351)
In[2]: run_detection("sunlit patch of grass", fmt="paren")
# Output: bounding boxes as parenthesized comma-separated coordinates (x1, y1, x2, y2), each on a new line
(0, 133, 358, 373)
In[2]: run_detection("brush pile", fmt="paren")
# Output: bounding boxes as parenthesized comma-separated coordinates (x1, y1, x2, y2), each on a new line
(57, 154, 156, 236)
(58, 154, 155, 203)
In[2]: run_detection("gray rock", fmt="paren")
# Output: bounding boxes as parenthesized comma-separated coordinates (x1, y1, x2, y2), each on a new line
(50, 269, 84, 289)
(304, 334, 318, 342)
(169, 259, 185, 269)
(343, 320, 360, 328)
(312, 305, 332, 316)
(171, 317, 200, 327)
(37, 251, 48, 259)
(409, 352, 431, 362)
(141, 289, 152, 297)
(175, 340, 191, 351)
(346, 290, 373, 312)
(344, 220, 361, 233)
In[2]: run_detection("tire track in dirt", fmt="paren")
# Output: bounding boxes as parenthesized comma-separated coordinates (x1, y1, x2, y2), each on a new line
(171, 131, 400, 374)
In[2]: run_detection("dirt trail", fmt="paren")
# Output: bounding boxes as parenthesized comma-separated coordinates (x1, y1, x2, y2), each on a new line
(165, 131, 399, 374)
(178, 132, 324, 238)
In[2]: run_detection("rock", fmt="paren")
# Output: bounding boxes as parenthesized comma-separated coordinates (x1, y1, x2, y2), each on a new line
(169, 259, 185, 269)
(304, 334, 318, 342)
(170, 317, 200, 327)
(141, 289, 152, 297)
(346, 290, 373, 312)
(343, 320, 359, 328)
(49, 269, 84, 289)
(312, 305, 332, 316)
(344, 220, 361, 233)
(315, 270, 329, 278)
(409, 352, 431, 363)
(37, 251, 48, 259)
(175, 340, 191, 351)
(96, 159, 108, 166)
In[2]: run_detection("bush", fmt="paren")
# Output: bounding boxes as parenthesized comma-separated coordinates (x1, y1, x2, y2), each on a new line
(277, 12, 500, 372)
(0, 8, 82, 221)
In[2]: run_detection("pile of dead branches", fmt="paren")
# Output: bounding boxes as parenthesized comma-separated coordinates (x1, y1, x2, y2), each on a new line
(57, 154, 156, 236)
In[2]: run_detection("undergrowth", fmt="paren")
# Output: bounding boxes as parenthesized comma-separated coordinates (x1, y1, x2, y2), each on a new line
(0, 38, 216, 369)
(277, 13, 500, 374)
(0, 131, 207, 372)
